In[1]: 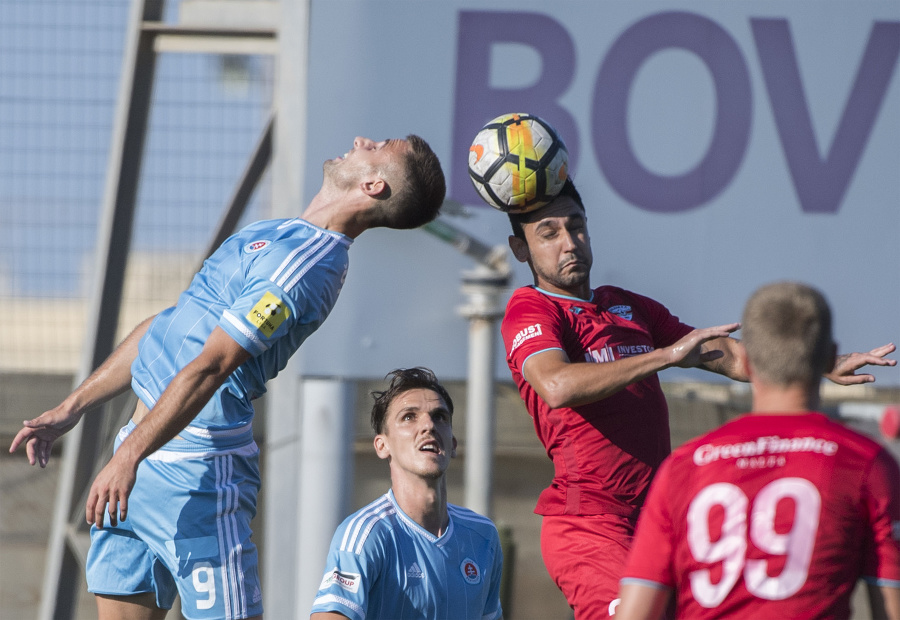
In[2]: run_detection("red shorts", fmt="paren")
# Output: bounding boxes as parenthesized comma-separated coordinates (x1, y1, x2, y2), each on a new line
(541, 513, 636, 620)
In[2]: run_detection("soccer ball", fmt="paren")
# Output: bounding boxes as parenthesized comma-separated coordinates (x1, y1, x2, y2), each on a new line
(468, 113, 568, 213)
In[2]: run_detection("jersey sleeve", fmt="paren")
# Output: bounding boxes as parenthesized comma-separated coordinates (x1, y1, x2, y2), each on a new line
(621, 456, 678, 589)
(861, 448, 900, 588)
(310, 520, 384, 620)
(483, 529, 505, 620)
(501, 289, 567, 376)
(219, 247, 346, 357)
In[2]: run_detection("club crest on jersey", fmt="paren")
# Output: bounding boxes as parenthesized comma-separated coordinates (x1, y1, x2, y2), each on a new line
(244, 240, 270, 253)
(460, 558, 482, 585)
(608, 304, 632, 321)
(247, 291, 290, 337)
(319, 567, 361, 593)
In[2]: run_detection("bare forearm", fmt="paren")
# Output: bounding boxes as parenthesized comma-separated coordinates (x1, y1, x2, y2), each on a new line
(528, 349, 672, 408)
(63, 314, 157, 415)
(868, 582, 900, 620)
(113, 326, 250, 465)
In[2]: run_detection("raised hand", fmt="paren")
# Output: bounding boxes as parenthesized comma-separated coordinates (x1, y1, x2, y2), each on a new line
(8, 405, 82, 468)
(666, 323, 741, 369)
(825, 343, 896, 385)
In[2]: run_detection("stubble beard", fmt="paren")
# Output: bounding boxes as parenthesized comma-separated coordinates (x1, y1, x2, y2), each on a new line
(536, 255, 591, 293)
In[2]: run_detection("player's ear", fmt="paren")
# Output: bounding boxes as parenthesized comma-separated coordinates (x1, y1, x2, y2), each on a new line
(360, 177, 387, 198)
(374, 434, 390, 460)
(739, 342, 752, 379)
(509, 235, 529, 263)
(450, 435, 458, 459)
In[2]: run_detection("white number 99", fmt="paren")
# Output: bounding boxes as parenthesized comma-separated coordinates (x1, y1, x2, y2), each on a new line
(687, 478, 820, 607)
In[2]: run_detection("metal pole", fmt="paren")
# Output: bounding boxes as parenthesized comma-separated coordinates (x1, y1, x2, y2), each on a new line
(265, 0, 311, 615)
(459, 266, 509, 518)
(296, 378, 355, 617)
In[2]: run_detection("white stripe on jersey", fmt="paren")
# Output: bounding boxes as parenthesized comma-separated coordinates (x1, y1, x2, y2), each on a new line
(340, 496, 396, 554)
(274, 232, 331, 290)
(448, 504, 496, 528)
(223, 311, 267, 355)
(313, 594, 367, 620)
(216, 455, 248, 620)
(270, 232, 322, 285)
(283, 235, 341, 292)
(147, 442, 258, 462)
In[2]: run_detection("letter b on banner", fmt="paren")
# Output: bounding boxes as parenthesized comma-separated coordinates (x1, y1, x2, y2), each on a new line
(451, 11, 580, 207)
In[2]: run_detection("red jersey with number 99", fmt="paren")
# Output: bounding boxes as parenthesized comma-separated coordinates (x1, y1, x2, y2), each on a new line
(622, 413, 900, 619)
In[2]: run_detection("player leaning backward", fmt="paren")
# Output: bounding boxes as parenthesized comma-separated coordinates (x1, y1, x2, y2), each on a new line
(497, 165, 896, 617)
(10, 135, 446, 620)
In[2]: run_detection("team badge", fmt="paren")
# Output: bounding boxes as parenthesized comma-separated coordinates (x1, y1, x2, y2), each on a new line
(460, 558, 482, 585)
(608, 304, 632, 321)
(244, 240, 270, 253)
(246, 291, 290, 337)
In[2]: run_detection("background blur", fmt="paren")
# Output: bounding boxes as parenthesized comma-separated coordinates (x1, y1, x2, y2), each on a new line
(1, 0, 898, 618)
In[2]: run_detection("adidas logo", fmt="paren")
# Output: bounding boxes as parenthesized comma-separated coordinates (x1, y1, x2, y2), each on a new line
(252, 586, 262, 603)
(407, 562, 424, 579)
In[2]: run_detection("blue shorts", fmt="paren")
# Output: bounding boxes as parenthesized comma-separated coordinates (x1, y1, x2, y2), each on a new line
(86, 422, 263, 620)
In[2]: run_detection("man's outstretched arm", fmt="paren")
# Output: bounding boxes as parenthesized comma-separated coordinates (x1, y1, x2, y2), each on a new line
(523, 323, 741, 409)
(9, 313, 158, 467)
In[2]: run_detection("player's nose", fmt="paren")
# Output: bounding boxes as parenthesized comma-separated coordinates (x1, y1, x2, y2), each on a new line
(353, 136, 375, 149)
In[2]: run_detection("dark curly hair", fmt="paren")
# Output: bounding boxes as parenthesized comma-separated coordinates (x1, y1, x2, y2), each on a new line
(370, 367, 454, 434)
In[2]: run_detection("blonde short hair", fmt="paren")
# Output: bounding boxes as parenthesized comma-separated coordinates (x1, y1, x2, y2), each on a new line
(742, 281, 833, 386)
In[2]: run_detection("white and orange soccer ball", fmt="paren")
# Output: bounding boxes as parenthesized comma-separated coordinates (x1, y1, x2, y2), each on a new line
(468, 113, 568, 214)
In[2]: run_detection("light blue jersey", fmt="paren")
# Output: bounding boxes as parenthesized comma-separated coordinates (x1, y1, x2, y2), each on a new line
(131, 217, 351, 446)
(88, 218, 351, 618)
(311, 490, 504, 620)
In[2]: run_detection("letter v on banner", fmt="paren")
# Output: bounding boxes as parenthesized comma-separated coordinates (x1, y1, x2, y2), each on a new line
(752, 20, 900, 214)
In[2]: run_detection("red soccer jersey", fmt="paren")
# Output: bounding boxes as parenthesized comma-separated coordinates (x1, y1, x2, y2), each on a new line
(501, 285, 693, 517)
(622, 413, 900, 619)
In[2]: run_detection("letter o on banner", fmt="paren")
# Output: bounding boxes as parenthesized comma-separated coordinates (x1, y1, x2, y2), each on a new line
(592, 12, 752, 213)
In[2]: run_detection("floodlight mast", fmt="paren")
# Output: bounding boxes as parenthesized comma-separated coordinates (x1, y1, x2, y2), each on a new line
(424, 203, 512, 518)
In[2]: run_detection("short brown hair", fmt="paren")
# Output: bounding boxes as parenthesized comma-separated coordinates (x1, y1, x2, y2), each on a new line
(364, 134, 446, 230)
(370, 367, 454, 434)
(742, 282, 833, 386)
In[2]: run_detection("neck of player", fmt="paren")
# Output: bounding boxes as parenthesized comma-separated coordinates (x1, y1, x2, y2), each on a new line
(392, 476, 450, 537)
(751, 380, 821, 414)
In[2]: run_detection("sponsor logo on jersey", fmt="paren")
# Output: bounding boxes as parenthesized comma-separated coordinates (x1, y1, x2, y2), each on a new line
(608, 304, 632, 321)
(617, 344, 654, 357)
(510, 323, 543, 354)
(244, 239, 270, 253)
(407, 562, 425, 579)
(460, 558, 482, 585)
(319, 567, 361, 593)
(585, 346, 615, 363)
(693, 435, 839, 466)
(246, 291, 290, 338)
